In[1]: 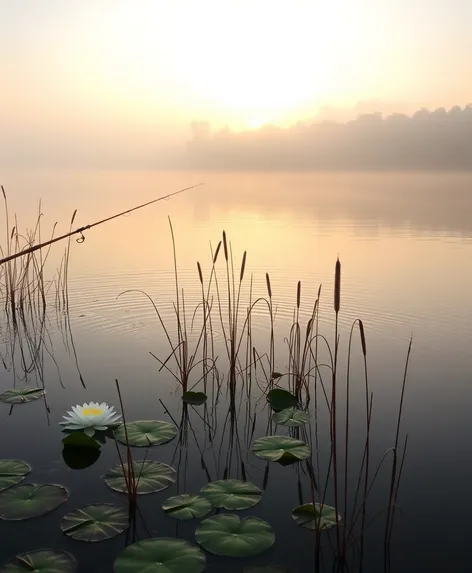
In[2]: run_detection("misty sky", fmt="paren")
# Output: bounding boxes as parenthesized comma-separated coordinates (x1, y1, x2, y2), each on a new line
(2, 0, 472, 168)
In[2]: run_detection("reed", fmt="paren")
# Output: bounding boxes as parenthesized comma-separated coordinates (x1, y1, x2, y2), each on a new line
(110, 227, 410, 570)
(113, 379, 145, 514)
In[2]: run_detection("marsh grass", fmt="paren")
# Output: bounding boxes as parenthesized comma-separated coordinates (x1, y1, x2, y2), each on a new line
(113, 379, 141, 511)
(0, 188, 84, 391)
(130, 227, 410, 571)
(1, 198, 410, 571)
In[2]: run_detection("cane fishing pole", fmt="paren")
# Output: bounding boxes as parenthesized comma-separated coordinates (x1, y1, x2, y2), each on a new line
(0, 183, 203, 266)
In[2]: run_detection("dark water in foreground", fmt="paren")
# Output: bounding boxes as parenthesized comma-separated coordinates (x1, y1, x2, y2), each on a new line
(1, 170, 472, 572)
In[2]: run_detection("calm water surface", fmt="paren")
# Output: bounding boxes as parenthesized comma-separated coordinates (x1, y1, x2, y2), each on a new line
(1, 170, 472, 572)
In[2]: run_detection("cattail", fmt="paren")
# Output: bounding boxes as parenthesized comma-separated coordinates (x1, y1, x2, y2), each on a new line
(239, 251, 247, 283)
(358, 319, 367, 356)
(197, 261, 203, 285)
(222, 230, 228, 262)
(306, 318, 313, 339)
(213, 241, 222, 264)
(297, 280, 301, 309)
(265, 273, 272, 298)
(70, 209, 77, 226)
(334, 257, 341, 314)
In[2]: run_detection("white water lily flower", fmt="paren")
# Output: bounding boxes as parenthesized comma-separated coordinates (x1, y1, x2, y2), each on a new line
(60, 402, 121, 437)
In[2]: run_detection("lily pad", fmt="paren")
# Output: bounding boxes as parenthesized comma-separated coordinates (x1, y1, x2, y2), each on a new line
(0, 483, 68, 520)
(163, 494, 212, 520)
(0, 387, 45, 404)
(271, 407, 309, 427)
(61, 504, 128, 542)
(195, 514, 275, 557)
(200, 479, 262, 510)
(104, 460, 176, 495)
(0, 460, 30, 492)
(114, 538, 205, 573)
(113, 420, 177, 447)
(292, 503, 341, 531)
(267, 389, 297, 412)
(251, 436, 310, 462)
(182, 392, 207, 405)
(0, 550, 76, 572)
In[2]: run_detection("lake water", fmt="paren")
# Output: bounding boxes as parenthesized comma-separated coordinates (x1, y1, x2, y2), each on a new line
(1, 170, 472, 573)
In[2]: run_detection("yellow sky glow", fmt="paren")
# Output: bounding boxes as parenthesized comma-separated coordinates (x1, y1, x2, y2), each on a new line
(1, 0, 471, 162)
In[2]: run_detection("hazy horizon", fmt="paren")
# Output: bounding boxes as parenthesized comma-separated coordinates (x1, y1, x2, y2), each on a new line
(2, 1, 472, 170)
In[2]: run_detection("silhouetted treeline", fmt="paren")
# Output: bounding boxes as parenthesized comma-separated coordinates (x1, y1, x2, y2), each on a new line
(186, 105, 472, 170)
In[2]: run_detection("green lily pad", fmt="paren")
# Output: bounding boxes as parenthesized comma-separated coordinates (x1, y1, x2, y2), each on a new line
(0, 483, 68, 520)
(0, 550, 76, 572)
(163, 494, 212, 520)
(292, 503, 341, 531)
(113, 420, 177, 447)
(61, 504, 128, 542)
(182, 392, 207, 405)
(267, 389, 297, 412)
(0, 460, 31, 492)
(0, 387, 45, 404)
(200, 479, 262, 510)
(251, 436, 310, 462)
(104, 460, 176, 495)
(114, 538, 205, 573)
(195, 514, 275, 557)
(271, 407, 309, 427)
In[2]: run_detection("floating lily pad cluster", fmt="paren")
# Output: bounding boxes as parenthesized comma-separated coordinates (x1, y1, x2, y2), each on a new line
(0, 402, 341, 571)
(161, 478, 275, 559)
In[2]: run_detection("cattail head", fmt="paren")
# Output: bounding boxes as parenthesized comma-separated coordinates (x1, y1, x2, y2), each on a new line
(239, 251, 247, 283)
(334, 257, 341, 314)
(358, 319, 367, 356)
(197, 261, 203, 285)
(213, 241, 222, 264)
(222, 231, 228, 262)
(297, 280, 301, 309)
(265, 273, 272, 298)
(306, 318, 313, 339)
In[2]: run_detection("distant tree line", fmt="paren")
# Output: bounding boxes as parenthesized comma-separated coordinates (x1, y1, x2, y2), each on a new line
(186, 105, 472, 170)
